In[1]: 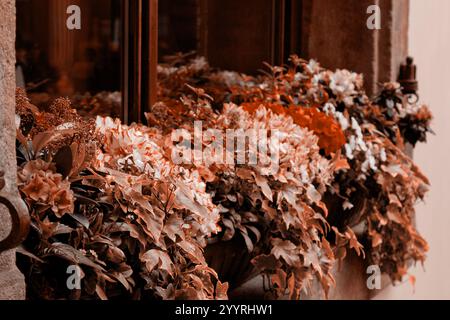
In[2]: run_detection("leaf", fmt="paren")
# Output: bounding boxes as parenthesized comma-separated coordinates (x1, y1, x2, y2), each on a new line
(386, 205, 406, 225)
(70, 213, 90, 229)
(238, 227, 254, 253)
(44, 243, 105, 271)
(111, 271, 132, 292)
(371, 232, 383, 248)
(255, 175, 273, 202)
(246, 225, 262, 243)
(16, 129, 32, 161)
(215, 281, 229, 300)
(70, 142, 86, 176)
(106, 246, 126, 264)
(236, 168, 253, 180)
(381, 164, 407, 178)
(128, 224, 147, 248)
(332, 151, 350, 171)
(409, 275, 416, 293)
(163, 214, 185, 242)
(303, 245, 322, 271)
(155, 284, 175, 300)
(282, 210, 297, 229)
(411, 163, 430, 185)
(287, 274, 298, 300)
(177, 240, 206, 265)
(306, 185, 321, 204)
(32, 129, 75, 155)
(123, 188, 164, 241)
(270, 238, 300, 266)
(281, 187, 297, 207)
(16, 245, 45, 263)
(174, 181, 210, 219)
(141, 249, 175, 276)
(271, 269, 287, 290)
(262, 199, 277, 219)
(74, 192, 101, 207)
(345, 227, 365, 258)
(221, 218, 235, 241)
(54, 145, 73, 178)
(95, 285, 108, 300)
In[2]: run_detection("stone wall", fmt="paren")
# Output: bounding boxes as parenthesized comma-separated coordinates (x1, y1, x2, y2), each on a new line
(0, 0, 26, 300)
(301, 0, 409, 96)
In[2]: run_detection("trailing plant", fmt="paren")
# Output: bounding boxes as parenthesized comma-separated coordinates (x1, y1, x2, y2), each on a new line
(154, 55, 431, 295)
(16, 89, 226, 300)
(15, 54, 432, 300)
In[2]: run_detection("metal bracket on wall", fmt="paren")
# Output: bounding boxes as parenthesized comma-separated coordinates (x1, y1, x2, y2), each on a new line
(0, 170, 30, 253)
(399, 56, 419, 103)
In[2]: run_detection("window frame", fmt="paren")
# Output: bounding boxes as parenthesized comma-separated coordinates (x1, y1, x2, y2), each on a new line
(121, 0, 158, 124)
(121, 0, 302, 124)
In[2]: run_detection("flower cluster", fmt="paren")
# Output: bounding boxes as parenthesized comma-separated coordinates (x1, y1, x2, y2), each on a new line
(216, 103, 336, 298)
(155, 55, 432, 291)
(15, 94, 226, 300)
(151, 93, 352, 299)
(94, 116, 220, 245)
(18, 159, 75, 218)
(15, 54, 432, 300)
(241, 102, 346, 155)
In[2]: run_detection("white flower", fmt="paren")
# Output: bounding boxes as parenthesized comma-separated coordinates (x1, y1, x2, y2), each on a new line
(15, 114, 21, 130)
(157, 65, 178, 76)
(345, 143, 354, 160)
(336, 112, 349, 130)
(191, 57, 208, 72)
(294, 72, 308, 82)
(323, 102, 349, 130)
(56, 122, 75, 130)
(306, 59, 320, 74)
(329, 69, 362, 105)
(380, 148, 387, 162)
(386, 99, 395, 109)
(323, 102, 335, 115)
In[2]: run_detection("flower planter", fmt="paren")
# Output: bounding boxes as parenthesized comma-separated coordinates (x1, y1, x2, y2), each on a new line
(13, 55, 431, 300)
(205, 236, 375, 300)
(204, 237, 257, 290)
(228, 249, 373, 300)
(205, 193, 371, 300)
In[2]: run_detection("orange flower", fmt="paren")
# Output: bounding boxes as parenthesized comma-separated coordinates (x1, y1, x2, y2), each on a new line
(286, 105, 346, 155)
(242, 102, 287, 116)
(50, 188, 75, 217)
(242, 103, 346, 155)
(21, 174, 51, 202)
(18, 159, 75, 218)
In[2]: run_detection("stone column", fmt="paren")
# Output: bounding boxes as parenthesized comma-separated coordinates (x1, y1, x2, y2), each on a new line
(301, 0, 409, 96)
(0, 0, 27, 300)
(298, 0, 410, 299)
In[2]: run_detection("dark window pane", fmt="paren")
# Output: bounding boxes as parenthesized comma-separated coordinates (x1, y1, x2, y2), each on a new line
(16, 0, 122, 117)
(157, 0, 299, 74)
(158, 0, 198, 59)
